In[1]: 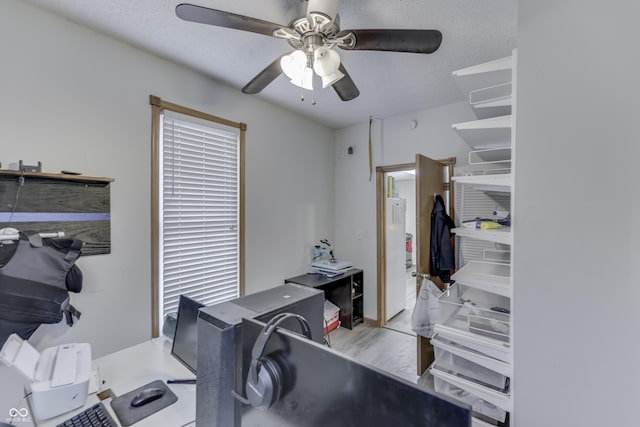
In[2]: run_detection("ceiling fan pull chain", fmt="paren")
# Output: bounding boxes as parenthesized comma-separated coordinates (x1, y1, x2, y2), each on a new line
(368, 116, 373, 181)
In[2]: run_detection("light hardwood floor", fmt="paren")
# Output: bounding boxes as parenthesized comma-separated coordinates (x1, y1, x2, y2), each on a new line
(384, 267, 417, 336)
(326, 266, 440, 390)
(327, 322, 419, 383)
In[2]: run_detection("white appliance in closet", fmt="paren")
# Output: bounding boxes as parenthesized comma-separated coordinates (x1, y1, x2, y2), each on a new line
(430, 50, 517, 427)
(385, 197, 407, 321)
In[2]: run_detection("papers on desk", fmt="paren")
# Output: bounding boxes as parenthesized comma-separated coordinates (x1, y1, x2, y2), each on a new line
(307, 267, 344, 278)
(88, 368, 102, 394)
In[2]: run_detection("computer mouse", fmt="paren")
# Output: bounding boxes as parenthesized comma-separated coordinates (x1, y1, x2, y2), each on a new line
(130, 387, 166, 407)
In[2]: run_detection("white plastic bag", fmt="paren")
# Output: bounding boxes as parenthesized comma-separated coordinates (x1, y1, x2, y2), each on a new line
(411, 278, 443, 338)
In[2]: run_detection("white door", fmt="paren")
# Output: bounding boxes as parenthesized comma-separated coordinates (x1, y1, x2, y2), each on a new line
(385, 198, 406, 320)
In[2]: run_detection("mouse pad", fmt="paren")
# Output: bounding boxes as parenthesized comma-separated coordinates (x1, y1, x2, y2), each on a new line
(110, 380, 178, 426)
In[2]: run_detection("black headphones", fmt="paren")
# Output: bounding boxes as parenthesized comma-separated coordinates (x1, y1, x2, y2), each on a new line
(237, 313, 312, 410)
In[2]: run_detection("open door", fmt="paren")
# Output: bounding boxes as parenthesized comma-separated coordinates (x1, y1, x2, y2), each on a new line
(375, 156, 455, 376)
(415, 154, 455, 375)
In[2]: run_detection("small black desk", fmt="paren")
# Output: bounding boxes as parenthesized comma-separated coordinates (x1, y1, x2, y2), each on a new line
(285, 269, 363, 329)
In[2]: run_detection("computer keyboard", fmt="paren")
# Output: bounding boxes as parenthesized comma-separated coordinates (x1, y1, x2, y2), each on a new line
(56, 402, 117, 427)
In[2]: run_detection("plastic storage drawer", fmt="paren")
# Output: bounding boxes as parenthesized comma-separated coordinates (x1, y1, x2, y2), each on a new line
(432, 367, 507, 423)
(472, 416, 501, 427)
(323, 300, 340, 335)
(432, 338, 509, 390)
(437, 283, 511, 343)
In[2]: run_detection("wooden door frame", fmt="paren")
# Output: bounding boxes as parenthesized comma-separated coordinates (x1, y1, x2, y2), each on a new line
(375, 158, 456, 328)
(375, 162, 416, 327)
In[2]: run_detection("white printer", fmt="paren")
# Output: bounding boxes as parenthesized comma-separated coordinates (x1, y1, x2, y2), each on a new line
(0, 333, 91, 421)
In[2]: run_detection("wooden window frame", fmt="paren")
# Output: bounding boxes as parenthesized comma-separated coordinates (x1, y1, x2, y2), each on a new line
(149, 95, 246, 337)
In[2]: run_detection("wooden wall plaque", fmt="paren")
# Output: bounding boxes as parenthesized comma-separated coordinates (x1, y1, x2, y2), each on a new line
(0, 171, 114, 256)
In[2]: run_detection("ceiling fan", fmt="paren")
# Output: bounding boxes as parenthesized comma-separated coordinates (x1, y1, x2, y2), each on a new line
(176, 0, 442, 101)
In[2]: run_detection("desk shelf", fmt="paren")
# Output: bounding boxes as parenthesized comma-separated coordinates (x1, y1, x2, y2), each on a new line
(286, 269, 363, 330)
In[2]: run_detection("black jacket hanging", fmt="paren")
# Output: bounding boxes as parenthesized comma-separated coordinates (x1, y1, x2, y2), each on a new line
(429, 195, 456, 283)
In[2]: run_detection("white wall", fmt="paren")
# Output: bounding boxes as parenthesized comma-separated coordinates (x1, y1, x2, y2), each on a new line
(334, 102, 473, 319)
(514, 2, 640, 426)
(0, 0, 335, 418)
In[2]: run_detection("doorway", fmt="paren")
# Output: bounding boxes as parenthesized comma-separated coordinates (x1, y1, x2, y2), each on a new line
(383, 169, 417, 336)
(376, 155, 455, 376)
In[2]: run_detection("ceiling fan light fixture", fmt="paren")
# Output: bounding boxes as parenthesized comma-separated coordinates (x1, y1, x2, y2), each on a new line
(321, 70, 345, 88)
(313, 46, 344, 88)
(177, 3, 443, 101)
(307, 0, 341, 21)
(291, 66, 314, 90)
(281, 50, 314, 90)
(313, 46, 340, 76)
(280, 50, 306, 78)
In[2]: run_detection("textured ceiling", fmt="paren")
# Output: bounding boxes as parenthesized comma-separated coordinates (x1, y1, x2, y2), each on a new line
(24, 0, 517, 129)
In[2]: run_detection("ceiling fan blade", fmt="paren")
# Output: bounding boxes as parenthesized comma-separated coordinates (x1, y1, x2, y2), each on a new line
(337, 29, 443, 54)
(242, 55, 287, 94)
(176, 3, 284, 36)
(332, 64, 360, 101)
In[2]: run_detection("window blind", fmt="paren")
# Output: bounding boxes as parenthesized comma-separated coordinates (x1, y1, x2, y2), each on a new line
(159, 112, 240, 322)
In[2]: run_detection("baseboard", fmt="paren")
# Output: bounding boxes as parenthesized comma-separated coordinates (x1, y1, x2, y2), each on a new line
(363, 317, 377, 326)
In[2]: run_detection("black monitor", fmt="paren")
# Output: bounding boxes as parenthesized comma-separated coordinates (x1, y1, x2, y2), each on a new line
(171, 294, 205, 374)
(237, 318, 471, 427)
